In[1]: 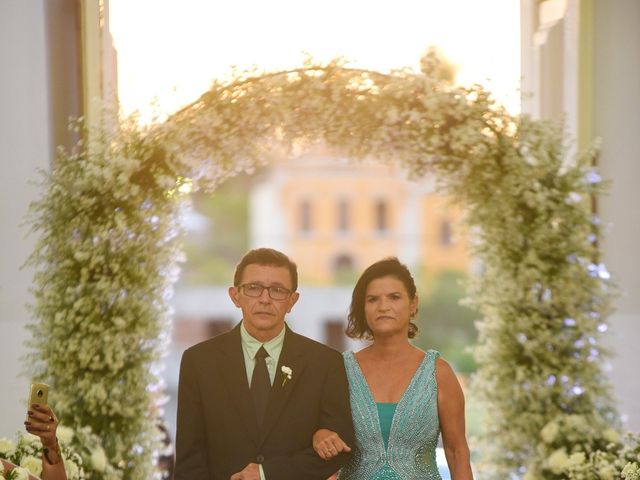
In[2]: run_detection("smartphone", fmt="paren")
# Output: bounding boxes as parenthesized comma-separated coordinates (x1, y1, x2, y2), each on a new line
(28, 382, 49, 406)
(26, 382, 49, 422)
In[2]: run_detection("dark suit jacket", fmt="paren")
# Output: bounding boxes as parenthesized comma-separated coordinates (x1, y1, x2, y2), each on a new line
(174, 323, 355, 480)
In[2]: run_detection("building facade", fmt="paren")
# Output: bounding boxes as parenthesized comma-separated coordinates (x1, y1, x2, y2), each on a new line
(250, 145, 469, 285)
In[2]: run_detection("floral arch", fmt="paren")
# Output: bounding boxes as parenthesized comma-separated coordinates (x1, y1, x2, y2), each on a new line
(25, 55, 638, 479)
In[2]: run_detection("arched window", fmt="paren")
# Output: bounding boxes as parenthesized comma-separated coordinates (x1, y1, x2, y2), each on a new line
(375, 199, 388, 232)
(337, 198, 350, 233)
(299, 199, 312, 233)
(334, 254, 354, 271)
(440, 219, 452, 246)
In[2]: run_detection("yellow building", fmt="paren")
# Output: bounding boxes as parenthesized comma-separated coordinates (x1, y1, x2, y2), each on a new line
(250, 145, 469, 284)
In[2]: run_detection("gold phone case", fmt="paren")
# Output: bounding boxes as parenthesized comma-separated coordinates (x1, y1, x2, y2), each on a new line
(28, 382, 49, 406)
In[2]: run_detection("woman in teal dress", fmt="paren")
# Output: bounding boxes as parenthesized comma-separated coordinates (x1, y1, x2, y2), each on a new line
(313, 258, 473, 480)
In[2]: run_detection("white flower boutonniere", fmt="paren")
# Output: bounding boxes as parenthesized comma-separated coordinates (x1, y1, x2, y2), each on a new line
(281, 366, 293, 387)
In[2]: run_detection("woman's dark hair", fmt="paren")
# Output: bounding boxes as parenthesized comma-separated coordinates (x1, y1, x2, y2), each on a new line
(346, 257, 419, 340)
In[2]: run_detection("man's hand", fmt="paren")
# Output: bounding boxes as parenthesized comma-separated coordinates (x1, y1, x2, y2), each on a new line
(230, 463, 261, 480)
(313, 428, 351, 460)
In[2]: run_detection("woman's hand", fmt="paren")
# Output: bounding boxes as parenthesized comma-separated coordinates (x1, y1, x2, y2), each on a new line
(312, 428, 351, 460)
(24, 403, 58, 448)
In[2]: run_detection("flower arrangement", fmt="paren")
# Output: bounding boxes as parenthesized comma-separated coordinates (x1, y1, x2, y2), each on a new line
(24, 115, 181, 478)
(0, 463, 30, 480)
(519, 414, 640, 479)
(0, 425, 120, 480)
(24, 53, 626, 477)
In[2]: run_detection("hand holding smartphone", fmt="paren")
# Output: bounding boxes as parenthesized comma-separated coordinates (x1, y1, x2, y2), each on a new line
(26, 383, 49, 420)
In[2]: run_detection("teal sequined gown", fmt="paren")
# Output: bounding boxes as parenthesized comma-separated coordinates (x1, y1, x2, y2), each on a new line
(338, 350, 442, 480)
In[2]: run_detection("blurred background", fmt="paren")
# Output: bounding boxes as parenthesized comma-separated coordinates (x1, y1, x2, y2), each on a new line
(104, 0, 521, 440)
(1, 1, 638, 470)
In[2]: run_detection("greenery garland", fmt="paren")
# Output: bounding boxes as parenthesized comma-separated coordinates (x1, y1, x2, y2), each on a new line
(25, 117, 187, 478)
(24, 53, 639, 478)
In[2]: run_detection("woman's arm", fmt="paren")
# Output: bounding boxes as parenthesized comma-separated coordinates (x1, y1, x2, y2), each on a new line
(436, 357, 474, 480)
(24, 404, 67, 480)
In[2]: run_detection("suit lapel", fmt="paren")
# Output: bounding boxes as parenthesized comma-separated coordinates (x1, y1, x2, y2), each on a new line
(258, 326, 308, 447)
(219, 324, 260, 444)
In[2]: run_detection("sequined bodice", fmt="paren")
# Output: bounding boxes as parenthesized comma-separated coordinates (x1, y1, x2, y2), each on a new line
(338, 350, 442, 480)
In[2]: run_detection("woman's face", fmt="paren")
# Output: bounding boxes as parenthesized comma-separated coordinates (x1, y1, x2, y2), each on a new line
(364, 275, 417, 338)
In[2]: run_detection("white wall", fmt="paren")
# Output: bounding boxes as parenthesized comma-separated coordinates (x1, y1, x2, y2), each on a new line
(0, 1, 53, 436)
(593, 0, 640, 431)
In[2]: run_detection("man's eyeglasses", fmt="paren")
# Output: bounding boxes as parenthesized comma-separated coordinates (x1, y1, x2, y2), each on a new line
(238, 283, 292, 301)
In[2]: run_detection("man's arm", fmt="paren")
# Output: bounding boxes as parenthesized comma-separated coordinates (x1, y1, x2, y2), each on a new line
(262, 351, 354, 479)
(174, 350, 211, 480)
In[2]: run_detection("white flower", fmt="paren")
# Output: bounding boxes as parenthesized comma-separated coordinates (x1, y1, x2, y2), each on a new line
(585, 170, 602, 184)
(56, 425, 74, 444)
(281, 365, 293, 386)
(0, 438, 15, 457)
(567, 451, 585, 469)
(566, 192, 582, 204)
(540, 421, 558, 444)
(603, 427, 620, 444)
(547, 448, 569, 474)
(622, 462, 640, 480)
(12, 467, 30, 480)
(91, 447, 107, 472)
(22, 433, 40, 446)
(522, 471, 541, 480)
(65, 459, 80, 479)
(20, 455, 43, 477)
(599, 463, 618, 480)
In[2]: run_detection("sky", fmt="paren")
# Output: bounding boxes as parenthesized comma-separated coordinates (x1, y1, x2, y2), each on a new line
(109, 0, 521, 123)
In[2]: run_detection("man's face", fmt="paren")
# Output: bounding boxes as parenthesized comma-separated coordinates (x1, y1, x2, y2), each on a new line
(229, 264, 299, 342)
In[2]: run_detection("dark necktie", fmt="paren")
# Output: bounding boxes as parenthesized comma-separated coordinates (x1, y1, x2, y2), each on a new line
(250, 346, 271, 426)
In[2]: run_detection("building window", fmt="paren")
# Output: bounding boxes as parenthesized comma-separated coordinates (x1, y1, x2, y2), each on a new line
(337, 199, 350, 233)
(440, 219, 452, 247)
(299, 199, 312, 233)
(324, 320, 346, 352)
(375, 200, 388, 232)
(334, 254, 354, 272)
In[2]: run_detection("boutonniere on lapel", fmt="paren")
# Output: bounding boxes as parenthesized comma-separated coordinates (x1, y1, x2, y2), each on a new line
(281, 365, 293, 387)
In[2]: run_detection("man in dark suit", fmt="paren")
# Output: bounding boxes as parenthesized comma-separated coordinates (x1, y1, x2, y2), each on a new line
(175, 248, 354, 480)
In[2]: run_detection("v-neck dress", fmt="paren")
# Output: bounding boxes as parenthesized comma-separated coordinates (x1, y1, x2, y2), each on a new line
(338, 350, 442, 480)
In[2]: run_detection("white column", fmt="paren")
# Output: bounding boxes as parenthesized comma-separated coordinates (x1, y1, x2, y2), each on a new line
(0, 1, 53, 436)
(593, 0, 640, 431)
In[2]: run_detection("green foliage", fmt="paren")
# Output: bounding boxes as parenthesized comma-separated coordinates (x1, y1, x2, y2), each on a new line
(332, 268, 360, 286)
(24, 116, 184, 478)
(179, 173, 252, 285)
(413, 270, 478, 373)
(25, 59, 638, 478)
